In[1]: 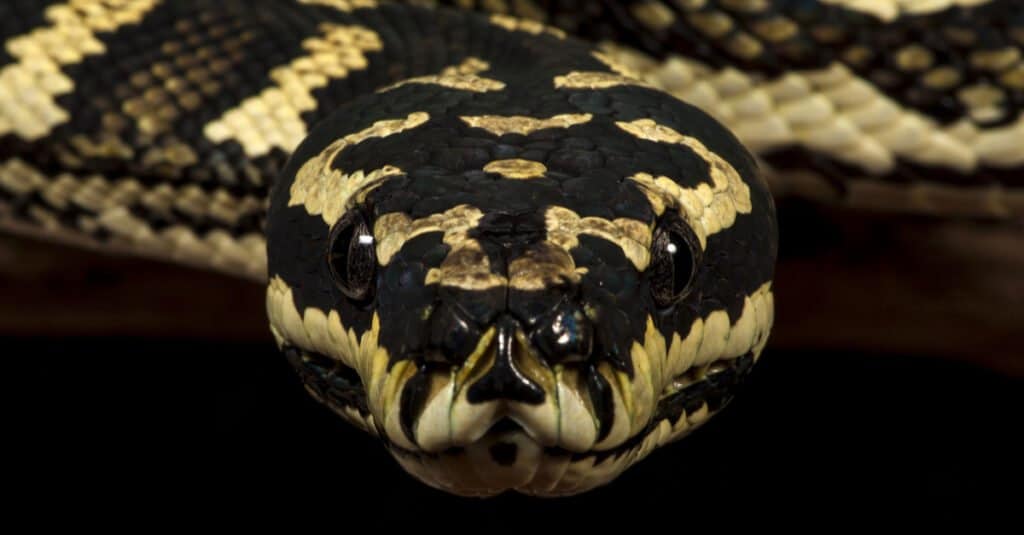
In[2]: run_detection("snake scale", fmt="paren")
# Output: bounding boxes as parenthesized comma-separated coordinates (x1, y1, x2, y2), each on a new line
(0, 0, 1020, 496)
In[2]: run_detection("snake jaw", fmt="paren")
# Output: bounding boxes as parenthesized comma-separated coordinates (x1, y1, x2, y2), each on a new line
(387, 353, 759, 497)
(273, 274, 773, 495)
(283, 343, 757, 496)
(390, 320, 588, 454)
(258, 0, 776, 490)
(278, 307, 765, 496)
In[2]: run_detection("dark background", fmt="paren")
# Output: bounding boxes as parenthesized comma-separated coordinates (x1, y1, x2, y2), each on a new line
(3, 208, 1022, 516)
(11, 337, 1018, 516)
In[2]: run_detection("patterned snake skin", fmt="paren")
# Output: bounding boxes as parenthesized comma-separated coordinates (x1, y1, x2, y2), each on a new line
(0, 0, 1019, 496)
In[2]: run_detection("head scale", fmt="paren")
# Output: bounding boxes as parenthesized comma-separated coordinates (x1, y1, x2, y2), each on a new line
(265, 85, 777, 496)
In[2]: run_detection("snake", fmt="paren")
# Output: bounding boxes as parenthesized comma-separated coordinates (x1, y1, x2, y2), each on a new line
(0, 0, 1020, 497)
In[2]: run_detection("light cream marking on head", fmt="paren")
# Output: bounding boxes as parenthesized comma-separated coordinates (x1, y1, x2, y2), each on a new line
(615, 118, 752, 248)
(616, 118, 745, 183)
(483, 159, 548, 179)
(297, 0, 379, 10)
(650, 282, 775, 394)
(391, 423, 687, 497)
(447, 330, 502, 448)
(489, 13, 566, 39)
(375, 359, 421, 450)
(376, 206, 506, 289)
(460, 113, 593, 136)
(380, 74, 505, 93)
(203, 24, 383, 157)
(614, 116, 753, 245)
(409, 365, 459, 452)
(380, 57, 505, 93)
(288, 112, 430, 225)
(553, 71, 653, 90)
(568, 281, 776, 469)
(588, 361, 633, 450)
(628, 172, 747, 250)
(445, 57, 492, 76)
(292, 165, 402, 226)
(376, 206, 596, 291)
(554, 366, 599, 452)
(507, 241, 584, 291)
(447, 328, 563, 455)
(267, 261, 775, 497)
(373, 205, 485, 265)
(266, 275, 380, 374)
(0, 0, 160, 140)
(265, 274, 386, 436)
(426, 240, 508, 290)
(545, 206, 652, 271)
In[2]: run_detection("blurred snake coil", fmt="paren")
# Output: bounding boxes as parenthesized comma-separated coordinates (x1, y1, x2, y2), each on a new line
(1, 0, 1021, 496)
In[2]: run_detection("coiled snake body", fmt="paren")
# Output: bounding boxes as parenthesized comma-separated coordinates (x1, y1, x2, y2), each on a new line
(0, 0, 1019, 496)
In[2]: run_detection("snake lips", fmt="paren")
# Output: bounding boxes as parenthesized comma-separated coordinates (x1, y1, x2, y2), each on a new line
(270, 282, 772, 496)
(266, 87, 777, 495)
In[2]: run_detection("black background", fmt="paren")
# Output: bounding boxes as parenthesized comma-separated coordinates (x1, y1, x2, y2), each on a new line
(10, 336, 1019, 518)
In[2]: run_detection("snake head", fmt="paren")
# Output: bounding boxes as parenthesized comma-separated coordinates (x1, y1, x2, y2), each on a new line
(265, 87, 776, 496)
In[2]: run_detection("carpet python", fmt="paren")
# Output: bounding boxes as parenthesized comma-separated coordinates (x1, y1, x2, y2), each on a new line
(0, 0, 1019, 496)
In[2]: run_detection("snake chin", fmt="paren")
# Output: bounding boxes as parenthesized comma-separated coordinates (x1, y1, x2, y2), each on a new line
(284, 344, 756, 496)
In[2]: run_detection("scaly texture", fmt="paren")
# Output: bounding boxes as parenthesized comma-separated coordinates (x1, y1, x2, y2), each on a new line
(2, 0, 1016, 497)
(434, 0, 1024, 218)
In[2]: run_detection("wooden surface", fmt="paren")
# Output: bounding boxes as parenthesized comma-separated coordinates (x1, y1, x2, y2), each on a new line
(1, 206, 1021, 376)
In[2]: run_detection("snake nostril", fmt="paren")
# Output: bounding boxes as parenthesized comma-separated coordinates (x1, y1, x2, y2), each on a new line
(530, 305, 593, 365)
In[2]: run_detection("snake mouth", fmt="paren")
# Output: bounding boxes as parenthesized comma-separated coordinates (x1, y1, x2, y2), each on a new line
(283, 344, 755, 495)
(282, 346, 373, 431)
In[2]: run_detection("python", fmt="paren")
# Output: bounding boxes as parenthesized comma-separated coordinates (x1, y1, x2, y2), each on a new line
(2, 0, 1016, 496)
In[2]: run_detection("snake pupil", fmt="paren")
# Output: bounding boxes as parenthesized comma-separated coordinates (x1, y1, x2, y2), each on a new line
(327, 211, 376, 301)
(650, 218, 700, 307)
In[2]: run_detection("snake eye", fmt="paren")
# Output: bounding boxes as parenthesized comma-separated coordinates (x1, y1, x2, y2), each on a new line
(327, 210, 376, 301)
(650, 217, 700, 307)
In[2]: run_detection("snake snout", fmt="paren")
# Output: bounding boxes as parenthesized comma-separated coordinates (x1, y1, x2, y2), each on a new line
(466, 315, 547, 405)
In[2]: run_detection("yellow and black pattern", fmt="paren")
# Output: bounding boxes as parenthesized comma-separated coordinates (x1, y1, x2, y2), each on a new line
(0, 0, 778, 497)
(434, 0, 1024, 218)
(4, 0, 1016, 498)
(258, 2, 776, 495)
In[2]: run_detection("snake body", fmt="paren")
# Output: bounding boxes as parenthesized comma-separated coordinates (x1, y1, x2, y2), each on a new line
(0, 0, 1019, 496)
